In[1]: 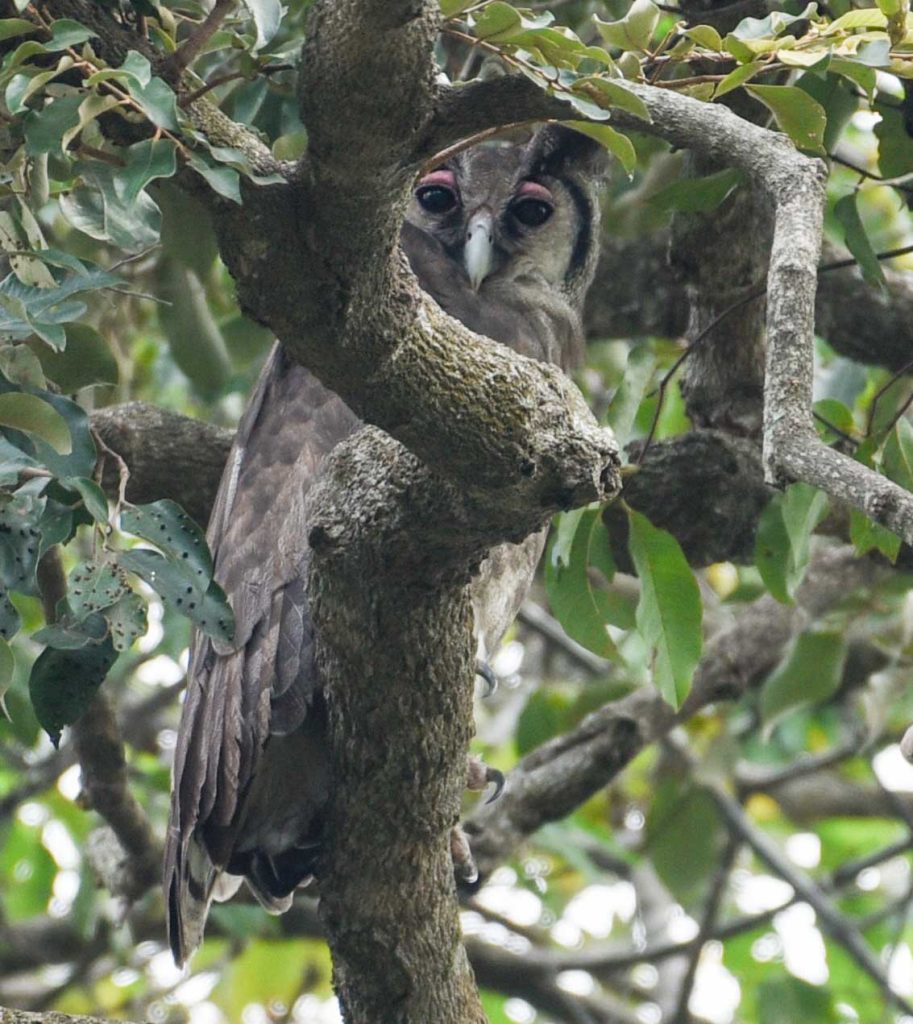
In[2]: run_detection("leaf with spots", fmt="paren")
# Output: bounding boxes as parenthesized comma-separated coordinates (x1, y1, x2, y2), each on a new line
(0, 587, 21, 642)
(29, 635, 117, 746)
(120, 499, 212, 589)
(0, 493, 44, 595)
(66, 559, 128, 618)
(104, 591, 148, 652)
(117, 548, 233, 643)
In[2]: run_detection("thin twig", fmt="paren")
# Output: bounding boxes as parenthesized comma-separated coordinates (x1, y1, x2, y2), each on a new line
(638, 285, 766, 463)
(865, 356, 913, 439)
(671, 836, 740, 1024)
(91, 425, 130, 520)
(420, 119, 544, 176)
(667, 733, 913, 1015)
(167, 0, 236, 73)
(820, 243, 913, 274)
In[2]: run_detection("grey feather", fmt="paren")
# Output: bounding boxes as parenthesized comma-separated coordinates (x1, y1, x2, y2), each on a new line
(165, 124, 607, 964)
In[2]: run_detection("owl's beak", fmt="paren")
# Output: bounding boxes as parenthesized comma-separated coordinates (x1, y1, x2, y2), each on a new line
(464, 209, 494, 291)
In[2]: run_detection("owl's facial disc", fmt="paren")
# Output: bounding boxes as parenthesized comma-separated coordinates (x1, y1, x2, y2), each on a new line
(464, 209, 495, 291)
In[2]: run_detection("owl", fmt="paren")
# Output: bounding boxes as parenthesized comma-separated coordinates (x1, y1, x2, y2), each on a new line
(164, 124, 607, 965)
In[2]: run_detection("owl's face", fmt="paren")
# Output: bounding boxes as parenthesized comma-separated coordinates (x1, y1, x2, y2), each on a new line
(406, 130, 601, 300)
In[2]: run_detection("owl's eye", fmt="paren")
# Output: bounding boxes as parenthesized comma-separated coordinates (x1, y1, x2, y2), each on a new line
(510, 197, 554, 227)
(416, 184, 459, 214)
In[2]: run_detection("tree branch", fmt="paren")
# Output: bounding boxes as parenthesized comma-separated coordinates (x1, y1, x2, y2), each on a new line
(90, 402, 232, 526)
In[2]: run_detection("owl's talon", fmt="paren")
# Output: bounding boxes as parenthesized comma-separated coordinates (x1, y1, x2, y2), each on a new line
(451, 823, 479, 886)
(475, 659, 498, 697)
(484, 767, 505, 804)
(466, 755, 504, 803)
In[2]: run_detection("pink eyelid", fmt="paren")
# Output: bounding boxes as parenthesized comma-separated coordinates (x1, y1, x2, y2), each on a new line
(517, 180, 554, 203)
(419, 169, 457, 189)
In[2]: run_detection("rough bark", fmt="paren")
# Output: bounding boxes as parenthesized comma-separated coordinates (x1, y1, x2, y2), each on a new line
(91, 402, 233, 527)
(585, 228, 913, 377)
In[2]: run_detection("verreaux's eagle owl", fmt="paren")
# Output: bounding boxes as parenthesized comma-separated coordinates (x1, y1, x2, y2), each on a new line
(165, 124, 607, 964)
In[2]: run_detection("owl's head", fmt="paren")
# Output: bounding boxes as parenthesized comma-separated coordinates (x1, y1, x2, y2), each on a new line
(407, 124, 608, 310)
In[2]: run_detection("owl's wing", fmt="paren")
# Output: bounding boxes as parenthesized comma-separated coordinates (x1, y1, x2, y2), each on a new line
(164, 344, 358, 964)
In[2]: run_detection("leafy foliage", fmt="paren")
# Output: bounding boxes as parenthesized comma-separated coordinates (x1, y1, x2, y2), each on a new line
(1, 0, 913, 1022)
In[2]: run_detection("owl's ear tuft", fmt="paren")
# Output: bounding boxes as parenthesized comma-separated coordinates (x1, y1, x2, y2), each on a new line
(525, 123, 610, 182)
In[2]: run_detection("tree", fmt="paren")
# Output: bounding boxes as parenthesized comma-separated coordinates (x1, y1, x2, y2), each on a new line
(2, 0, 913, 1021)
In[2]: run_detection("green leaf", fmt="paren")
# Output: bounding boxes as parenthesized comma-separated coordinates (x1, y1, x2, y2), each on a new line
(0, 382, 96, 478)
(0, 587, 21, 641)
(104, 592, 147, 652)
(470, 3, 523, 41)
(732, 3, 819, 40)
(849, 507, 901, 561)
(33, 611, 108, 649)
(0, 346, 46, 390)
(34, 323, 119, 391)
(606, 344, 655, 445)
(760, 630, 847, 735)
(545, 505, 631, 658)
(0, 18, 37, 41)
(59, 163, 163, 252)
(648, 167, 743, 213)
(0, 392, 71, 454)
(117, 549, 233, 643)
(882, 416, 913, 489)
(63, 476, 109, 524)
(120, 138, 178, 202)
(126, 75, 179, 131)
(684, 24, 723, 50)
(813, 397, 855, 441)
(46, 19, 94, 49)
(595, 0, 660, 52)
(61, 93, 120, 152)
(834, 193, 886, 290)
(758, 977, 837, 1024)
(627, 508, 702, 708)
(120, 499, 213, 587)
(23, 94, 83, 156)
(516, 689, 566, 755)
(28, 635, 117, 746)
(829, 57, 877, 98)
(0, 636, 14, 715)
(754, 498, 793, 603)
(565, 121, 637, 175)
(876, 106, 913, 179)
(570, 77, 651, 122)
(187, 154, 243, 204)
(823, 7, 887, 33)
(66, 559, 128, 618)
(241, 0, 282, 49)
(440, 0, 475, 14)
(647, 781, 724, 905)
(714, 60, 766, 98)
(746, 84, 827, 154)
(36, 500, 74, 557)
(755, 483, 827, 604)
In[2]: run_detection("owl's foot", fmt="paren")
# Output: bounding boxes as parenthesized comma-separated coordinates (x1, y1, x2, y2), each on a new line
(451, 823, 479, 886)
(466, 754, 505, 804)
(475, 659, 498, 697)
